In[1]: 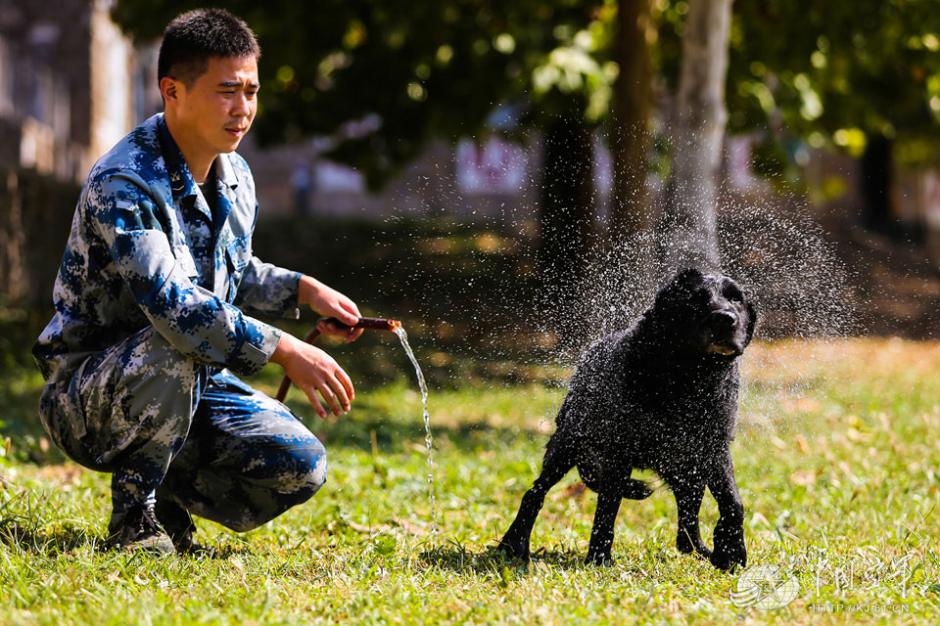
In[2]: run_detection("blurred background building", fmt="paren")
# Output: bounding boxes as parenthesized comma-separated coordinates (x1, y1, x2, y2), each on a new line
(0, 0, 160, 182)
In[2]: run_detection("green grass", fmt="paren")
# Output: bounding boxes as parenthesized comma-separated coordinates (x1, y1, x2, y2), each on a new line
(1, 337, 939, 625)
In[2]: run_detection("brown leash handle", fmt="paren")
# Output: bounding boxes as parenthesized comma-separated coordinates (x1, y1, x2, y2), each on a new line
(274, 316, 401, 403)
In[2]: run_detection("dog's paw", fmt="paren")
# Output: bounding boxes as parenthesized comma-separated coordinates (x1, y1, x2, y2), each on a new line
(622, 479, 653, 500)
(710, 536, 746, 571)
(496, 538, 531, 562)
(710, 519, 746, 571)
(677, 534, 712, 559)
(585, 550, 615, 567)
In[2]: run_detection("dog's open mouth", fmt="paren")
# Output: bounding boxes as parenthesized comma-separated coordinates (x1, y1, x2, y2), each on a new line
(706, 342, 741, 356)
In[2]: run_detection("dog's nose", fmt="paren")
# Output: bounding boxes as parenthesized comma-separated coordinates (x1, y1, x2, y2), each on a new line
(711, 310, 737, 328)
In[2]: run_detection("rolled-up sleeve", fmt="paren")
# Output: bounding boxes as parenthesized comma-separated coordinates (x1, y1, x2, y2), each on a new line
(88, 173, 281, 376)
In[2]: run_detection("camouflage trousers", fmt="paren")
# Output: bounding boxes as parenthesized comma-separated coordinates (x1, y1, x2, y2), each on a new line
(38, 326, 327, 532)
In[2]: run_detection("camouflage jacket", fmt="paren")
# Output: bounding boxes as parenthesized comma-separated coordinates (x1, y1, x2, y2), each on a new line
(33, 113, 301, 382)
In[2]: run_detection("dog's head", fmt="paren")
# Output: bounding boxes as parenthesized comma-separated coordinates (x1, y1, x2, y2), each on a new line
(651, 268, 757, 358)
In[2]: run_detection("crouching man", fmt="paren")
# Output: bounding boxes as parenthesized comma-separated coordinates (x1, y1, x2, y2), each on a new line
(32, 9, 361, 554)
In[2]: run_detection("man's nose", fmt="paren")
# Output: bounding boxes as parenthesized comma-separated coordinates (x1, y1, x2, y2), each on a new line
(231, 93, 251, 116)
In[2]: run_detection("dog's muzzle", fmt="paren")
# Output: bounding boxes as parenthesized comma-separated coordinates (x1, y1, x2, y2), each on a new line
(705, 309, 745, 356)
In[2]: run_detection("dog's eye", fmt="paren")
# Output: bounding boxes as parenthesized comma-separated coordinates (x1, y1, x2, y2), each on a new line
(724, 287, 743, 302)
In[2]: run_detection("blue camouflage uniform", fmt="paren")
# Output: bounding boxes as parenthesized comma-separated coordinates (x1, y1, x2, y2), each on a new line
(33, 113, 327, 533)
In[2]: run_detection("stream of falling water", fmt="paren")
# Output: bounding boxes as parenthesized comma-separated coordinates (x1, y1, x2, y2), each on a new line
(393, 326, 437, 530)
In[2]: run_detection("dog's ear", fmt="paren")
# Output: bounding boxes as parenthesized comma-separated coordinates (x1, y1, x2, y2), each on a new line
(652, 267, 705, 314)
(744, 298, 758, 345)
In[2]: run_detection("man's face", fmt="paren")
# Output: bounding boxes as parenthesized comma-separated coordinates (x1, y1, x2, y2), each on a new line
(173, 55, 259, 154)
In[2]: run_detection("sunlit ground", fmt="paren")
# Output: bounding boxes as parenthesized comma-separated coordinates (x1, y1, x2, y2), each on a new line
(1, 337, 938, 624)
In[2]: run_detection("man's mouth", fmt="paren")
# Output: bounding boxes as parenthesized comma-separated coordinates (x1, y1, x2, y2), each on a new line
(225, 127, 247, 138)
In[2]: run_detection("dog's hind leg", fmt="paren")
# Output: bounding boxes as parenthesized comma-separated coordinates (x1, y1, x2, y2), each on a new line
(585, 491, 622, 565)
(498, 441, 574, 561)
(673, 480, 711, 558)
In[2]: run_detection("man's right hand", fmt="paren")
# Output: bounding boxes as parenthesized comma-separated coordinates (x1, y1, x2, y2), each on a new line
(271, 333, 354, 417)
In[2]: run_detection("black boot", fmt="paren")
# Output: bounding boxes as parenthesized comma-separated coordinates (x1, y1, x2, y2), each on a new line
(154, 497, 208, 555)
(105, 504, 175, 555)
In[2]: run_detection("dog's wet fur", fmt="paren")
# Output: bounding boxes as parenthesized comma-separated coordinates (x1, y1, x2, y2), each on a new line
(499, 268, 756, 570)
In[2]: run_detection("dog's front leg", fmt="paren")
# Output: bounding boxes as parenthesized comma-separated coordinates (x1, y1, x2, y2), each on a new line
(585, 491, 622, 566)
(673, 479, 711, 558)
(707, 448, 747, 571)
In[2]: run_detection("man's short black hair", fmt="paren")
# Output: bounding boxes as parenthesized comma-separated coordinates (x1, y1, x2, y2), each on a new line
(158, 8, 260, 86)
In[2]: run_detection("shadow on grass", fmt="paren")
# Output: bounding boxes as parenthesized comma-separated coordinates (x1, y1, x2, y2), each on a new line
(0, 500, 249, 560)
(419, 541, 587, 576)
(0, 520, 97, 554)
(0, 490, 98, 554)
(0, 520, 253, 559)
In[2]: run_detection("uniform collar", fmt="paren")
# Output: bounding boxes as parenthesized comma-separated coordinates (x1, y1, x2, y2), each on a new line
(157, 116, 198, 201)
(216, 151, 239, 190)
(157, 115, 240, 201)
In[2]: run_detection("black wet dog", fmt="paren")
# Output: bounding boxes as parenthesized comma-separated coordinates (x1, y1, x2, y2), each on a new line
(499, 268, 756, 570)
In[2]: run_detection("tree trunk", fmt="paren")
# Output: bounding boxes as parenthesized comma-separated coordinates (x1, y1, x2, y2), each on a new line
(859, 134, 894, 234)
(537, 111, 595, 315)
(0, 171, 27, 302)
(659, 0, 733, 273)
(609, 0, 653, 245)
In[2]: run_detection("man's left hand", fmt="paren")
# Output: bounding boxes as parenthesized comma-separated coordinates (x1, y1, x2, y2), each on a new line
(298, 276, 364, 342)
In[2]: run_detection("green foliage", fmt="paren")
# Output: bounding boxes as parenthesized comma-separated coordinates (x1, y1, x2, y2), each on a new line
(646, 0, 940, 176)
(112, 0, 940, 186)
(112, 1, 611, 189)
(727, 0, 940, 164)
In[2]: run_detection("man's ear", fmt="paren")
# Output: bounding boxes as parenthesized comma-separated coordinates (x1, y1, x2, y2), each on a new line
(159, 76, 179, 102)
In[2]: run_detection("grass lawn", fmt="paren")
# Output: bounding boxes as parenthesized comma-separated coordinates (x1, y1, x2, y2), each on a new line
(0, 337, 938, 625)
